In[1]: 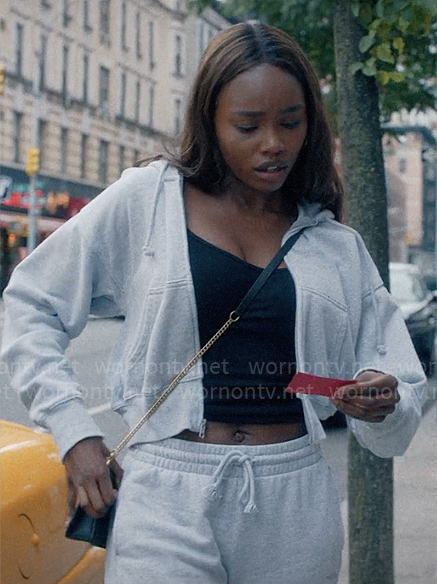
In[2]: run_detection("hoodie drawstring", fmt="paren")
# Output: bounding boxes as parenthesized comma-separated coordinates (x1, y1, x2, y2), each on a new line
(369, 285, 387, 355)
(203, 451, 257, 513)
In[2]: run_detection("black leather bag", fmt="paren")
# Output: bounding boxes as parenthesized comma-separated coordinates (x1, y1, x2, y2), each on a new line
(65, 468, 116, 548)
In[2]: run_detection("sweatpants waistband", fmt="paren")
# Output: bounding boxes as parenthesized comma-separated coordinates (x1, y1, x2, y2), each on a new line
(130, 433, 322, 477)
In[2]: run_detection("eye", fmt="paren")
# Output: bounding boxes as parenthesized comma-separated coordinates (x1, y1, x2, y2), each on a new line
(282, 120, 301, 129)
(236, 126, 258, 133)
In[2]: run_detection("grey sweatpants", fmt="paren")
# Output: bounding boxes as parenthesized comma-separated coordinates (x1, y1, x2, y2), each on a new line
(105, 435, 344, 584)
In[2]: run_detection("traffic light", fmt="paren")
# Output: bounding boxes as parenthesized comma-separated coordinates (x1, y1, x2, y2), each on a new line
(26, 147, 40, 176)
(0, 64, 5, 95)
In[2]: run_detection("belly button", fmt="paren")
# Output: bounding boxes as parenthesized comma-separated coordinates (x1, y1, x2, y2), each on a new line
(232, 430, 246, 443)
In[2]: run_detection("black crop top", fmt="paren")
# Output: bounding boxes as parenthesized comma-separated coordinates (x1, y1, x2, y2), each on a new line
(188, 230, 304, 425)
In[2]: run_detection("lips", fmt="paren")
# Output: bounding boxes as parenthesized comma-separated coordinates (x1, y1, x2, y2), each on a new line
(255, 161, 288, 173)
(253, 161, 289, 184)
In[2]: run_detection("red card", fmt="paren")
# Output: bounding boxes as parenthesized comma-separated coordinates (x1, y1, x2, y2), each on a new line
(286, 372, 357, 398)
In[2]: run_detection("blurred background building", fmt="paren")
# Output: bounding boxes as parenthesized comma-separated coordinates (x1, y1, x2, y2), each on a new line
(0, 0, 229, 291)
(0, 1, 436, 292)
(384, 110, 437, 285)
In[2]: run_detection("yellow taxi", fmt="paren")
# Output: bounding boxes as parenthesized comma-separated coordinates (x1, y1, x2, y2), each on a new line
(0, 420, 105, 583)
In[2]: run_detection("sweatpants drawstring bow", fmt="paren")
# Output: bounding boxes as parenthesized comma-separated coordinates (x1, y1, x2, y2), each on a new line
(203, 451, 257, 513)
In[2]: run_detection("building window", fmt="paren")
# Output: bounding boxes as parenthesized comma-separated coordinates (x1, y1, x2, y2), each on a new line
(174, 35, 182, 77)
(60, 127, 68, 174)
(174, 99, 182, 135)
(135, 80, 140, 122)
(62, 45, 69, 103)
(83, 54, 89, 103)
(399, 158, 407, 173)
(100, 0, 110, 45)
(80, 134, 88, 179)
(120, 71, 126, 116)
(39, 35, 47, 92)
(118, 144, 125, 176)
(83, 0, 92, 31)
(121, 2, 128, 51)
(148, 21, 155, 69)
(99, 140, 109, 184)
(136, 11, 142, 59)
(37, 119, 46, 168)
(62, 0, 72, 27)
(16, 24, 23, 76)
(149, 85, 154, 127)
(13, 112, 22, 163)
(99, 66, 110, 108)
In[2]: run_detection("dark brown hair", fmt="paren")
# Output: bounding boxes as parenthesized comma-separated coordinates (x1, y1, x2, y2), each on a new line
(142, 22, 344, 220)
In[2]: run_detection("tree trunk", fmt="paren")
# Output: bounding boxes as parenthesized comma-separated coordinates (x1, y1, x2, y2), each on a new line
(334, 1, 394, 583)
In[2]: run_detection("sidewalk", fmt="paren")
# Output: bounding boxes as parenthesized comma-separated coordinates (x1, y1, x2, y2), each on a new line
(338, 395, 437, 584)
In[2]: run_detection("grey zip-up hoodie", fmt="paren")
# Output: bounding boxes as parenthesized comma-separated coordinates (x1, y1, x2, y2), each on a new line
(1, 161, 427, 460)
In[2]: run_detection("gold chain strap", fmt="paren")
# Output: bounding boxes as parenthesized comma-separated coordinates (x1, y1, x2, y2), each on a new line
(105, 310, 240, 465)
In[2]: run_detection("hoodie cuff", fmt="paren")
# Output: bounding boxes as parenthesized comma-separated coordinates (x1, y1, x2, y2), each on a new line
(347, 393, 416, 458)
(42, 399, 104, 461)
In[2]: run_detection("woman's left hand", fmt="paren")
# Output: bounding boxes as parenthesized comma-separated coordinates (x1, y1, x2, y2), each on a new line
(330, 370, 400, 423)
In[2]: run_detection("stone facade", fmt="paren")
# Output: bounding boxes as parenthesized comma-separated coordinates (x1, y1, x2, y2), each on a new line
(0, 0, 229, 288)
(0, 0, 229, 188)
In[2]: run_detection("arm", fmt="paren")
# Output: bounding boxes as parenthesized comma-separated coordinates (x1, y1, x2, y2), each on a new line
(1, 166, 159, 456)
(1, 167, 159, 513)
(2, 199, 125, 457)
(335, 262, 427, 457)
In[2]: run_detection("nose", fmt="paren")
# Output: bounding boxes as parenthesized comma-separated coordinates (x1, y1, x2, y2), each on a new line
(260, 127, 285, 155)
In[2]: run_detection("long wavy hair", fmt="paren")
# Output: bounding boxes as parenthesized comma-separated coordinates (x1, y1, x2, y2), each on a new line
(141, 22, 344, 221)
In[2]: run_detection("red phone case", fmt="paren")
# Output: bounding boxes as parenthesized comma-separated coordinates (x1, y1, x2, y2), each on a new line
(286, 372, 356, 398)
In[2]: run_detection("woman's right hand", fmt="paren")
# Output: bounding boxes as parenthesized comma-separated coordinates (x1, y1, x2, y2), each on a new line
(63, 437, 123, 518)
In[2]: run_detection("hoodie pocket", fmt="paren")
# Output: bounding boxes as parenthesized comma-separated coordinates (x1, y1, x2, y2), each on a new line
(299, 287, 348, 378)
(124, 289, 164, 397)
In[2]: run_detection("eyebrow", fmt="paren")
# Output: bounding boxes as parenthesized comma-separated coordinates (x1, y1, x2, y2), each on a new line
(233, 105, 304, 117)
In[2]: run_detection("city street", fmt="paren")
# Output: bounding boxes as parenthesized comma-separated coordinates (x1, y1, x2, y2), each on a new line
(1, 1, 435, 583)
(1, 309, 436, 583)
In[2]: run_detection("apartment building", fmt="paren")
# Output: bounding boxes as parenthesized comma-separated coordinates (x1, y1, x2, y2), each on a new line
(0, 0, 229, 287)
(383, 116, 437, 267)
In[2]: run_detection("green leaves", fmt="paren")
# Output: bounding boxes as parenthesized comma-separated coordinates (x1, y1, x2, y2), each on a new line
(377, 70, 405, 85)
(359, 30, 377, 52)
(350, 0, 434, 88)
(362, 58, 378, 76)
(190, 0, 436, 118)
(375, 43, 395, 63)
(392, 37, 405, 52)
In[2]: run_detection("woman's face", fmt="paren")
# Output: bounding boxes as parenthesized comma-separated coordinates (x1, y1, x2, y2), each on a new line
(214, 64, 308, 197)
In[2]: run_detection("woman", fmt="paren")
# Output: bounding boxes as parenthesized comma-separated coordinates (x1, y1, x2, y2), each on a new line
(2, 23, 426, 584)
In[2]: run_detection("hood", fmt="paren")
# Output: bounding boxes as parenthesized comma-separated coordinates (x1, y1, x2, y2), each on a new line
(296, 201, 335, 225)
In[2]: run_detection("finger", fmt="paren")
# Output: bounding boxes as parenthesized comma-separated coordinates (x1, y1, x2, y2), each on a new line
(77, 484, 90, 506)
(337, 395, 394, 409)
(332, 397, 396, 422)
(67, 482, 77, 517)
(78, 482, 109, 518)
(356, 374, 398, 395)
(97, 469, 118, 508)
(78, 467, 115, 517)
(334, 383, 372, 400)
(108, 460, 124, 489)
(335, 383, 397, 402)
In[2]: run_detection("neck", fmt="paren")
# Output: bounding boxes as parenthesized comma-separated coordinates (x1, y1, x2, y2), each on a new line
(216, 176, 289, 217)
